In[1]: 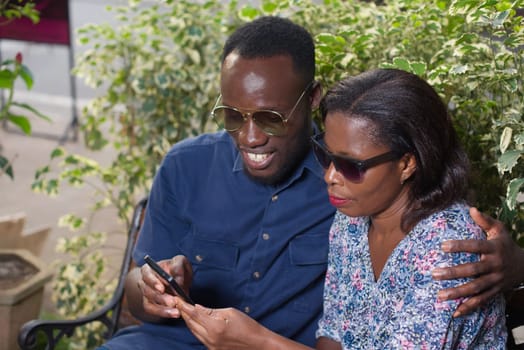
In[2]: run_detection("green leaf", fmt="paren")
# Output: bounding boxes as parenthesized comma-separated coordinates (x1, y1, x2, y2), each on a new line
(506, 178, 524, 211)
(10, 102, 52, 121)
(515, 132, 524, 147)
(410, 62, 427, 76)
(450, 64, 468, 74)
(497, 150, 522, 174)
(0, 155, 14, 179)
(19, 64, 34, 90)
(492, 10, 510, 27)
(392, 58, 410, 72)
(239, 6, 260, 20)
(8, 114, 31, 135)
(51, 147, 65, 159)
(261, 1, 278, 14)
(499, 126, 512, 153)
(0, 69, 15, 88)
(317, 33, 340, 45)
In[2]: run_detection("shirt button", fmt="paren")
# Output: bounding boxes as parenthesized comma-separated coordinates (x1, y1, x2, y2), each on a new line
(253, 271, 261, 279)
(271, 194, 278, 202)
(244, 306, 251, 313)
(262, 233, 270, 240)
(195, 255, 203, 262)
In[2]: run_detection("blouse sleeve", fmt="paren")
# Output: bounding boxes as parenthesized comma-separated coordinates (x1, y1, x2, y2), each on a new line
(383, 212, 506, 349)
(315, 211, 348, 343)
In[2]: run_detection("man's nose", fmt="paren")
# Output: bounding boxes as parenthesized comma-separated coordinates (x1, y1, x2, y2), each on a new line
(237, 116, 268, 146)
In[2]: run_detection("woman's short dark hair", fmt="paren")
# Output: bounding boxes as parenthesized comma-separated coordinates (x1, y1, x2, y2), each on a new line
(320, 68, 470, 231)
(221, 16, 315, 85)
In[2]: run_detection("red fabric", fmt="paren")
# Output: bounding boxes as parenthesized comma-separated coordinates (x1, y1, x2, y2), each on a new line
(0, 0, 70, 46)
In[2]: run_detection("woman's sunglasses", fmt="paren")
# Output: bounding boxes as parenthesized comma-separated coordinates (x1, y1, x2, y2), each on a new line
(210, 82, 313, 137)
(311, 133, 402, 183)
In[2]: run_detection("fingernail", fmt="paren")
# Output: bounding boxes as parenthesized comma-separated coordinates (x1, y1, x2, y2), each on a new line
(441, 241, 451, 251)
(167, 308, 180, 317)
(437, 291, 448, 301)
(432, 268, 444, 279)
(453, 311, 461, 318)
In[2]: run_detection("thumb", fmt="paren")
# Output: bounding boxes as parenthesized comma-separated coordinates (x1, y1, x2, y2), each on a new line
(470, 207, 499, 239)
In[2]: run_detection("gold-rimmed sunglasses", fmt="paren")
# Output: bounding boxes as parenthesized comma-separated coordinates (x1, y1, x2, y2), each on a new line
(210, 81, 314, 136)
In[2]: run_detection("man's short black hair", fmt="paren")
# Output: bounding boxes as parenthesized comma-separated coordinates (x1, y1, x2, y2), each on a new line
(221, 16, 315, 84)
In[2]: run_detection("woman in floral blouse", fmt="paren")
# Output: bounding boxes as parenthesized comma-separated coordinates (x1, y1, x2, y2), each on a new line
(175, 68, 507, 349)
(312, 68, 506, 349)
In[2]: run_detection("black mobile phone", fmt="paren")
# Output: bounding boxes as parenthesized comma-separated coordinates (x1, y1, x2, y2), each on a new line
(143, 255, 195, 305)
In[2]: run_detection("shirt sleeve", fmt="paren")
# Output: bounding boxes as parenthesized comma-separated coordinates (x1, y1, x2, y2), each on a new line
(132, 150, 191, 266)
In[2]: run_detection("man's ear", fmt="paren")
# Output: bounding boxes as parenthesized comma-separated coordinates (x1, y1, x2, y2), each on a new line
(310, 81, 323, 110)
(400, 153, 417, 184)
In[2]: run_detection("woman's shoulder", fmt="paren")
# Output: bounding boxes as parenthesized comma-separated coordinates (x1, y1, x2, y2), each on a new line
(413, 202, 484, 242)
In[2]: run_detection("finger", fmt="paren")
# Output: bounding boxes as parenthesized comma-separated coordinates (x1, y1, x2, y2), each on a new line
(432, 259, 495, 281)
(142, 294, 180, 318)
(140, 278, 177, 309)
(437, 274, 503, 301)
(170, 255, 193, 288)
(141, 265, 167, 293)
(469, 207, 495, 232)
(440, 239, 495, 254)
(452, 285, 500, 317)
(176, 299, 209, 338)
(175, 296, 195, 314)
(469, 207, 507, 239)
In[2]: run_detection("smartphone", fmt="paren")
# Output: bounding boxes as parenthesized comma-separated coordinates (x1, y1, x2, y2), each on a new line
(143, 255, 195, 305)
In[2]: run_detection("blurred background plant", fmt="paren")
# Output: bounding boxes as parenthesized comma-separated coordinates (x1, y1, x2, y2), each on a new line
(0, 0, 49, 179)
(30, 0, 523, 347)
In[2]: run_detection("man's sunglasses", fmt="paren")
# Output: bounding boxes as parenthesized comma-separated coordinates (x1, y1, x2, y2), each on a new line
(210, 81, 313, 137)
(311, 133, 402, 183)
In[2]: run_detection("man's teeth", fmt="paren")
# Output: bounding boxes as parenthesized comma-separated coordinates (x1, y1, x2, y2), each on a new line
(247, 153, 269, 162)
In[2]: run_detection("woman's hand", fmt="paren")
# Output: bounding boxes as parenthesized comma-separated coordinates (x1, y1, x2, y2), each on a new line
(175, 297, 313, 350)
(175, 298, 269, 350)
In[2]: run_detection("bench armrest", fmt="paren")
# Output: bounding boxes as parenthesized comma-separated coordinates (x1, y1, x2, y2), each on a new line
(18, 198, 147, 350)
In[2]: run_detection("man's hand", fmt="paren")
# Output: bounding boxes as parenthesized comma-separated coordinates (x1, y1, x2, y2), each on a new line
(432, 207, 524, 317)
(126, 255, 193, 322)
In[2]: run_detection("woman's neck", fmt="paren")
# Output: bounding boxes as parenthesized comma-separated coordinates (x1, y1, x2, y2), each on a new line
(367, 196, 410, 281)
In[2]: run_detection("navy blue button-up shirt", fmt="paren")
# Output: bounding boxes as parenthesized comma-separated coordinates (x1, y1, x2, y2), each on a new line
(105, 131, 335, 349)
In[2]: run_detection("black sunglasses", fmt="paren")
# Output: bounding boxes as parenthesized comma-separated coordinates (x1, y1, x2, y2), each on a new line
(311, 133, 402, 183)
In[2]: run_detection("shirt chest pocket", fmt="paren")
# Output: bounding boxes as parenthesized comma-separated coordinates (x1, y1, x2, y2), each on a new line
(289, 234, 329, 266)
(178, 235, 239, 271)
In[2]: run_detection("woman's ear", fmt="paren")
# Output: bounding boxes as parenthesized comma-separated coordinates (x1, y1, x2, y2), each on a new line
(310, 81, 323, 109)
(400, 153, 417, 185)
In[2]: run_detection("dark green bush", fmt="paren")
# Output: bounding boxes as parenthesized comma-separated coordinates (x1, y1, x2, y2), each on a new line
(32, 0, 523, 347)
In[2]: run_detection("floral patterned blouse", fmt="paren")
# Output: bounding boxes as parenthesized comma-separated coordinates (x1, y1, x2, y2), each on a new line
(316, 203, 507, 349)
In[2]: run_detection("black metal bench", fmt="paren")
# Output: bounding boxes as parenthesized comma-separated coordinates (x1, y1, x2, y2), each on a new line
(17, 196, 524, 349)
(18, 198, 147, 350)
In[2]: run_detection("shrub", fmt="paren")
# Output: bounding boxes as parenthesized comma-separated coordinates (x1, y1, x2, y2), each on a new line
(33, 0, 523, 347)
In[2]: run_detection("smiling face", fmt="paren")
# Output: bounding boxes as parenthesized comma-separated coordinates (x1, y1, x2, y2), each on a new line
(323, 112, 415, 219)
(221, 53, 318, 185)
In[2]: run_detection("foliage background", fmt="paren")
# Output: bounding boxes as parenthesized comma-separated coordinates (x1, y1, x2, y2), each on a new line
(0, 0, 49, 179)
(31, 0, 523, 347)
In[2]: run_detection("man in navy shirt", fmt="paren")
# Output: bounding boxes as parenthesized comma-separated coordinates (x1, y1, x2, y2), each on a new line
(99, 16, 524, 350)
